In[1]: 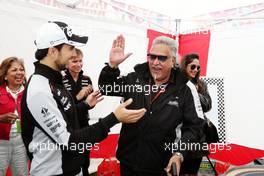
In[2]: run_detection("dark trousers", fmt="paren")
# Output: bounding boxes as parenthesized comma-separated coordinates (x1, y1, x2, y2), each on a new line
(81, 151, 90, 176)
(120, 163, 166, 176)
(180, 157, 202, 175)
(80, 117, 90, 176)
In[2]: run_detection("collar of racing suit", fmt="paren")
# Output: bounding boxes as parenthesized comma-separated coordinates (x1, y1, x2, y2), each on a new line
(33, 61, 63, 86)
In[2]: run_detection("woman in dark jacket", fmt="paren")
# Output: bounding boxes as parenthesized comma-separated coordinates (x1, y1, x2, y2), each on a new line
(179, 53, 212, 175)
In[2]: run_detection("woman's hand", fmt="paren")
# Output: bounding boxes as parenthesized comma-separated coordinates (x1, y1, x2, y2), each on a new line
(0, 112, 18, 123)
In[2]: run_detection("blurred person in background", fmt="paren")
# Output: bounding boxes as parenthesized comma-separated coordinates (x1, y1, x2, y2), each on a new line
(0, 57, 28, 176)
(62, 48, 93, 176)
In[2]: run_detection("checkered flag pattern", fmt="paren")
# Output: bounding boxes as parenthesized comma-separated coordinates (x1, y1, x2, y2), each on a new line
(201, 77, 226, 143)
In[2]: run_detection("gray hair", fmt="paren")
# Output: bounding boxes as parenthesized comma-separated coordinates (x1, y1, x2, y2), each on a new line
(151, 36, 178, 58)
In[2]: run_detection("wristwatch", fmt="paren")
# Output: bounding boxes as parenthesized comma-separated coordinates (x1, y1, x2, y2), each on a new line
(173, 152, 184, 162)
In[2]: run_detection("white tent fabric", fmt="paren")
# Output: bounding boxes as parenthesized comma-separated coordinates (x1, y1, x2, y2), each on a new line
(121, 0, 264, 19)
(1, 0, 264, 166)
(0, 0, 148, 131)
(207, 21, 264, 150)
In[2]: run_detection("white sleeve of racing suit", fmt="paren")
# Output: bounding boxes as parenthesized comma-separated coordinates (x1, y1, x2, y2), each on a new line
(27, 92, 70, 147)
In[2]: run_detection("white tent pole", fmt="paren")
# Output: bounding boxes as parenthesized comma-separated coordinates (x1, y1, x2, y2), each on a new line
(175, 19, 181, 66)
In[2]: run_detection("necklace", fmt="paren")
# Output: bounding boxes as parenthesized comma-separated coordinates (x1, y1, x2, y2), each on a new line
(7, 85, 23, 94)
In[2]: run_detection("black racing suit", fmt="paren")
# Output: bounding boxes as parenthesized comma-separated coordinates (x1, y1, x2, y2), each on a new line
(62, 69, 93, 175)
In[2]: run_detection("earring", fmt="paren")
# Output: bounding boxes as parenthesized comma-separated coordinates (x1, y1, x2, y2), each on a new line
(4, 77, 7, 80)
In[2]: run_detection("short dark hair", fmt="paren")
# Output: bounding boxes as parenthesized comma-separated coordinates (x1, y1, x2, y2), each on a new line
(35, 44, 64, 61)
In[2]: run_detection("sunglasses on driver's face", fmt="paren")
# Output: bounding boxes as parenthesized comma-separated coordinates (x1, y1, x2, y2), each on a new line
(147, 54, 169, 62)
(190, 64, 200, 71)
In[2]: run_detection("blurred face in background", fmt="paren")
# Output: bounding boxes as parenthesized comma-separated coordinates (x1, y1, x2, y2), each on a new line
(186, 58, 200, 79)
(5, 61, 25, 88)
(67, 53, 83, 74)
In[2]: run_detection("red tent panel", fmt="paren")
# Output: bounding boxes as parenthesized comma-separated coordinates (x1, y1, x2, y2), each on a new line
(178, 31, 211, 76)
